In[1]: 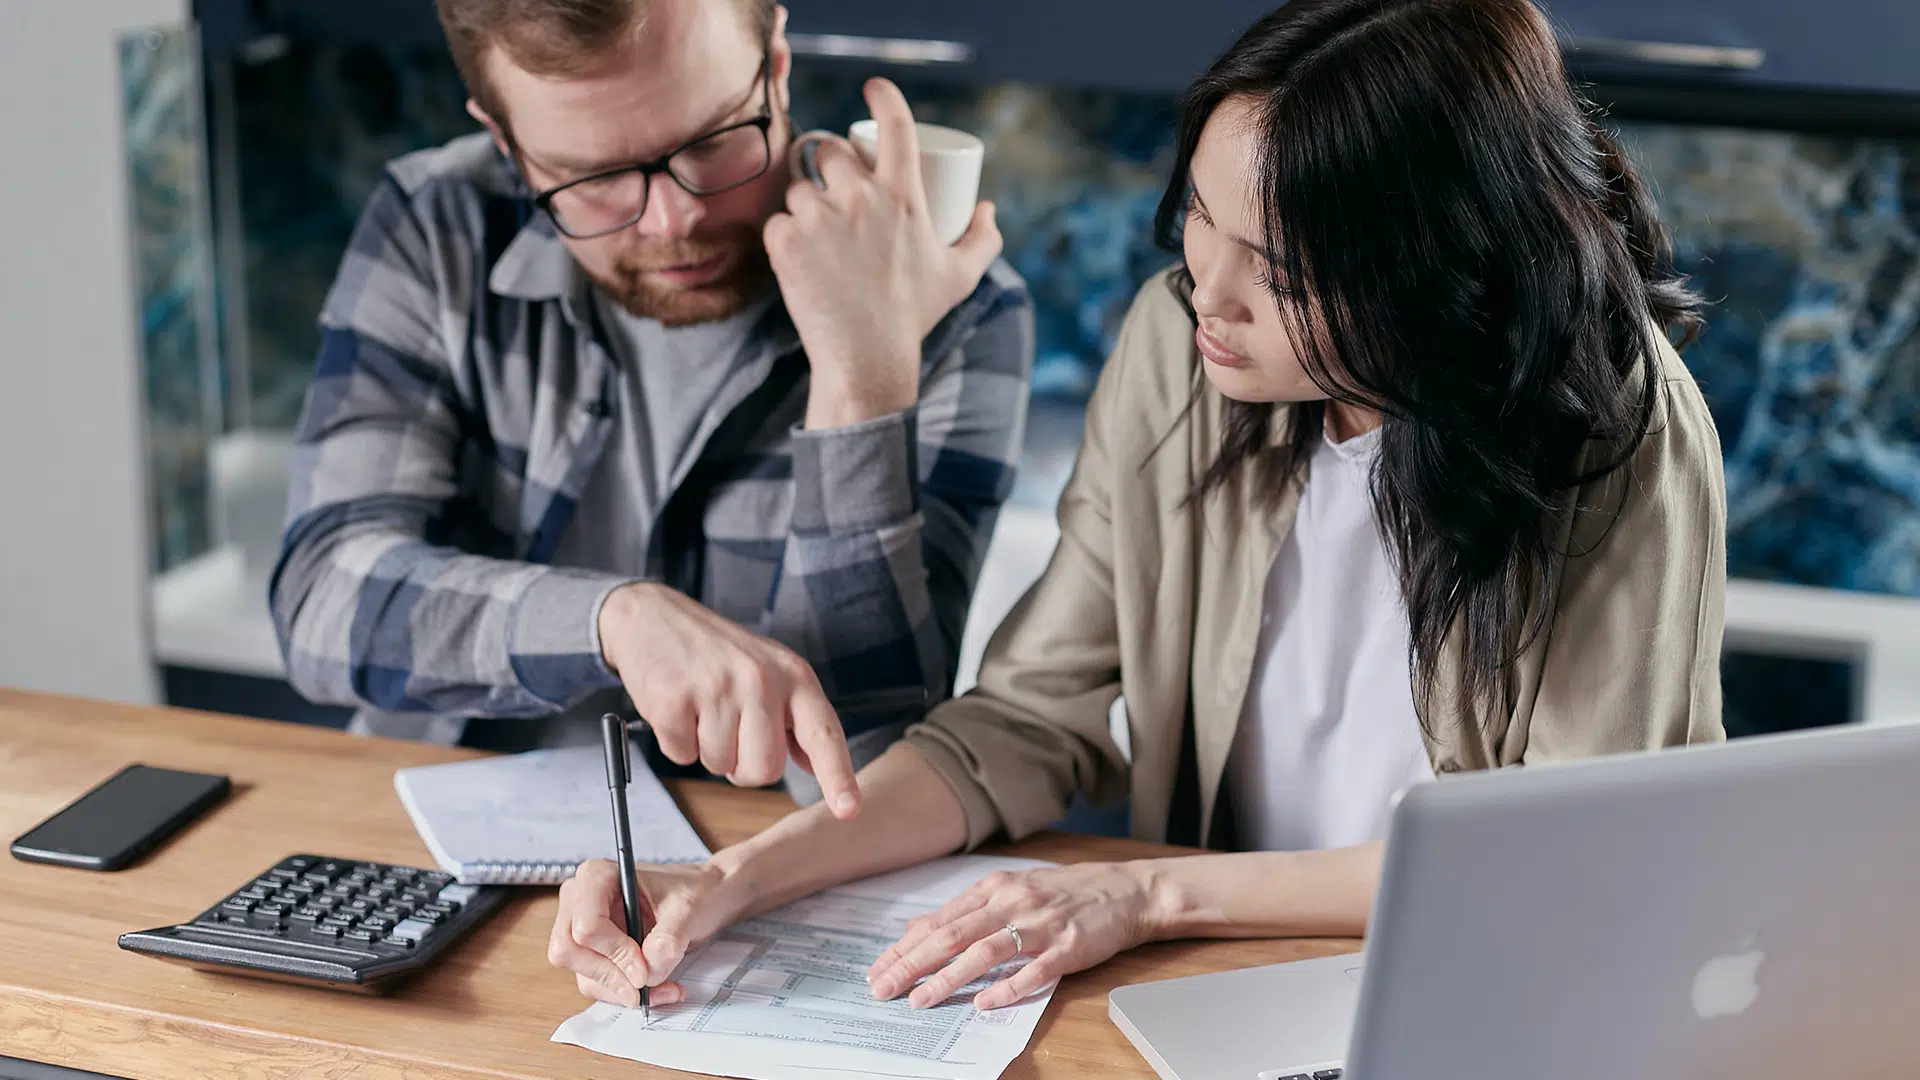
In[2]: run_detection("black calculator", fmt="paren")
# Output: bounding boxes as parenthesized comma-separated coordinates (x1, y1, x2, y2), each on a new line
(118, 854, 508, 993)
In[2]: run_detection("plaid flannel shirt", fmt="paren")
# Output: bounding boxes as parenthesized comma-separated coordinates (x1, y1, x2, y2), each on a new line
(270, 134, 1033, 741)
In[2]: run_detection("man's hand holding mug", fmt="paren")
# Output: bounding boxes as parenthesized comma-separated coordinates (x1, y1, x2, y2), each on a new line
(767, 77, 1002, 430)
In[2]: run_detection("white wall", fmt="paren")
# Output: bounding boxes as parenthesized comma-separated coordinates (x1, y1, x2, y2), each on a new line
(0, 0, 188, 703)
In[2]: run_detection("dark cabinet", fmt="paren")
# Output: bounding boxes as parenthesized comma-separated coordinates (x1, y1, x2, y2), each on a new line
(1541, 0, 1920, 98)
(201, 0, 1920, 99)
(788, 0, 1920, 98)
(786, 0, 1276, 95)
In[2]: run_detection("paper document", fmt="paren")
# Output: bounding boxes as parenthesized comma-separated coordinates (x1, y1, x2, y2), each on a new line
(552, 854, 1059, 1080)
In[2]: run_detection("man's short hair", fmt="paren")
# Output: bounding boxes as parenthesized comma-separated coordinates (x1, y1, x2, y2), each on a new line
(436, 0, 779, 124)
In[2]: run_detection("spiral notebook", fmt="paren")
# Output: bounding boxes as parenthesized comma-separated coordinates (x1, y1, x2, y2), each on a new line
(393, 746, 711, 885)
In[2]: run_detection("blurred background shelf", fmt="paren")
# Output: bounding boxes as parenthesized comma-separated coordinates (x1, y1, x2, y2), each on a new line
(153, 544, 280, 679)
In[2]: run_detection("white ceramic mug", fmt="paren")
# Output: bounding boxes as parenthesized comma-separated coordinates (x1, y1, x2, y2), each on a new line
(848, 120, 984, 246)
(792, 120, 985, 247)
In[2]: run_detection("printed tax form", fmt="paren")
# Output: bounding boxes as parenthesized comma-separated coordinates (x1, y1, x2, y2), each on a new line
(552, 854, 1059, 1080)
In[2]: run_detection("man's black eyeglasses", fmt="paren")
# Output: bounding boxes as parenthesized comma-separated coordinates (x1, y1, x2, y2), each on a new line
(527, 51, 775, 240)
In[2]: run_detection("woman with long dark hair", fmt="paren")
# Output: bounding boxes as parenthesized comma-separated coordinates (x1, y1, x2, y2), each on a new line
(547, 0, 1726, 1010)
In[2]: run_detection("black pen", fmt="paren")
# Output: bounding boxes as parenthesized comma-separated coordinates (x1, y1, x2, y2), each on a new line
(600, 712, 650, 1020)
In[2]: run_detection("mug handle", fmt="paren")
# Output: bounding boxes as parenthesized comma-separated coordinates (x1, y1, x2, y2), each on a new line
(787, 130, 833, 190)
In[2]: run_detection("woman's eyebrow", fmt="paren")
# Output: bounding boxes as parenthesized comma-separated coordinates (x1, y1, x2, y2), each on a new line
(1192, 186, 1277, 261)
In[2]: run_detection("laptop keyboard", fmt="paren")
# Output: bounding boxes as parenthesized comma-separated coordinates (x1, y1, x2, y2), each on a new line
(1267, 1070, 1342, 1080)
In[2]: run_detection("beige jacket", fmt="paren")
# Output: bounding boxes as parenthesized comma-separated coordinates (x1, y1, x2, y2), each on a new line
(905, 269, 1728, 850)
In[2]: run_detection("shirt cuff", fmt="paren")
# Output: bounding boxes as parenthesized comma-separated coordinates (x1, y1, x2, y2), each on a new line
(902, 725, 1006, 851)
(507, 567, 631, 708)
(789, 408, 919, 536)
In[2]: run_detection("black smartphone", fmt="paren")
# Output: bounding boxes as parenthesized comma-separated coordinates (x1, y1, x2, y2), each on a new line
(10, 764, 231, 871)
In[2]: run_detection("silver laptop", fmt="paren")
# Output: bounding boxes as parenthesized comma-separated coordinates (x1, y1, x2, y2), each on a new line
(1110, 721, 1920, 1080)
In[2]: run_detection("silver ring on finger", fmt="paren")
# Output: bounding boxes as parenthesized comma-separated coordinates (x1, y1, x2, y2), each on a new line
(1003, 923, 1024, 956)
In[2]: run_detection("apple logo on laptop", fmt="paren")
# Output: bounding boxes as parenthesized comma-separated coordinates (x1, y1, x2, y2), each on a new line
(1691, 940, 1764, 1021)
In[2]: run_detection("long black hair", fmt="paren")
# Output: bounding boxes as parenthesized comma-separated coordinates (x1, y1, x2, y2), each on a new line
(1155, 0, 1703, 734)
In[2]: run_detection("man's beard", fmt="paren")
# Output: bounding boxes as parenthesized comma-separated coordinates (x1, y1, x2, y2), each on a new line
(587, 224, 774, 327)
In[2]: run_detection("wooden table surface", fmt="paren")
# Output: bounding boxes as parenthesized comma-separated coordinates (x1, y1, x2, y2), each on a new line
(0, 689, 1356, 1079)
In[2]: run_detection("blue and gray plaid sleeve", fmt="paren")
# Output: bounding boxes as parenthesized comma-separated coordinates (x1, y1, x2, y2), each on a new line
(269, 176, 626, 719)
(768, 270, 1034, 717)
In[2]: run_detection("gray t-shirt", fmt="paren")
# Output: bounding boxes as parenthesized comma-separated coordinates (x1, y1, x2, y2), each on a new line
(503, 290, 773, 751)
(552, 290, 773, 575)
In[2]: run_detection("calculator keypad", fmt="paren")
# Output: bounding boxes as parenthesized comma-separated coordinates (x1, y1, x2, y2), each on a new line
(194, 855, 469, 955)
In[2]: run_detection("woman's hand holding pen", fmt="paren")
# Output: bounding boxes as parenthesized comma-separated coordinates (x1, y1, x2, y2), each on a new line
(552, 745, 973, 1011)
(549, 858, 751, 1009)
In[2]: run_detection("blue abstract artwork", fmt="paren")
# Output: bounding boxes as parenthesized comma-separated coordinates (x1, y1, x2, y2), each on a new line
(1616, 122, 1920, 597)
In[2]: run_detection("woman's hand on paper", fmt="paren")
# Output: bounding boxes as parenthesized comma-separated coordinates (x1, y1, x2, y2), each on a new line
(548, 857, 749, 1008)
(866, 861, 1162, 1011)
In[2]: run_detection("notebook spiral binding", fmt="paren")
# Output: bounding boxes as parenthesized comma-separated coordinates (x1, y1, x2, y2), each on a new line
(465, 860, 582, 886)
(462, 854, 705, 885)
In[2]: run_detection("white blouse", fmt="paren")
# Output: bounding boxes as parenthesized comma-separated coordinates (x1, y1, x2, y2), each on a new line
(1224, 425, 1436, 852)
